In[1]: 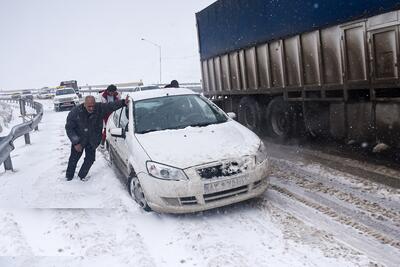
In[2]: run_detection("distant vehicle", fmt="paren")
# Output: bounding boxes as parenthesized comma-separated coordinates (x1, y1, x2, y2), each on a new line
(11, 92, 21, 100)
(60, 80, 82, 98)
(106, 88, 270, 213)
(37, 88, 54, 99)
(132, 85, 160, 92)
(53, 87, 80, 111)
(20, 90, 33, 100)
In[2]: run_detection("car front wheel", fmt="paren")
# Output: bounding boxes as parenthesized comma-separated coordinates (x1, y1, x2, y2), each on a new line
(129, 176, 152, 212)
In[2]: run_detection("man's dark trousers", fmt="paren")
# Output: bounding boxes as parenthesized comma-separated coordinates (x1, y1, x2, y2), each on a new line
(66, 144, 96, 180)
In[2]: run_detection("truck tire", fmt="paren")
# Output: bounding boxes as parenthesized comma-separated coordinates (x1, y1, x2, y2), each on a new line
(237, 97, 261, 134)
(265, 97, 292, 141)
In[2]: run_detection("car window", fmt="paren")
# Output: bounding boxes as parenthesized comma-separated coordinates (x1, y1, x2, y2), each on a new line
(134, 95, 228, 134)
(120, 107, 129, 131)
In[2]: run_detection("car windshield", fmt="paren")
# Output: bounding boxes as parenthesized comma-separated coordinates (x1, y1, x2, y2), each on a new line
(22, 90, 31, 94)
(56, 89, 75, 95)
(134, 94, 228, 134)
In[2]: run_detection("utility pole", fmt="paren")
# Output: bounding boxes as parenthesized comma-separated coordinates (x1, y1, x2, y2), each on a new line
(141, 38, 162, 84)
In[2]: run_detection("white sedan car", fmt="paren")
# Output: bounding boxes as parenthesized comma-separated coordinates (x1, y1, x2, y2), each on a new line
(53, 87, 80, 111)
(106, 88, 270, 213)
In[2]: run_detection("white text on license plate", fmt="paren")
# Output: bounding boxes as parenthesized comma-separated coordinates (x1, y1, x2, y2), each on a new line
(204, 176, 250, 194)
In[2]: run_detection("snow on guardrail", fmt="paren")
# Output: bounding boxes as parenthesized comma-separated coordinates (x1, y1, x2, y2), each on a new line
(0, 98, 43, 171)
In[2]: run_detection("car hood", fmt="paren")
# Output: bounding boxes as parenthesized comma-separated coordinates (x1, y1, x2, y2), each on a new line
(135, 120, 261, 169)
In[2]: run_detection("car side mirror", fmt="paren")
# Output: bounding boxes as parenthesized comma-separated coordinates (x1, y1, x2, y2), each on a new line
(110, 127, 125, 138)
(227, 112, 236, 120)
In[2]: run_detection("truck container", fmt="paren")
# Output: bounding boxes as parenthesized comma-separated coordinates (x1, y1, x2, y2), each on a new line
(196, 0, 400, 148)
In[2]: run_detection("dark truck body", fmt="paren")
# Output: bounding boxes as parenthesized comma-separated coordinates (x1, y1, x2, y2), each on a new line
(196, 0, 400, 148)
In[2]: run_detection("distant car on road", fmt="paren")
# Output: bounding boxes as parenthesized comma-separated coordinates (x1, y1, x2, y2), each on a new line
(21, 90, 33, 100)
(37, 88, 54, 99)
(106, 88, 270, 213)
(132, 85, 160, 92)
(11, 93, 21, 100)
(53, 87, 80, 111)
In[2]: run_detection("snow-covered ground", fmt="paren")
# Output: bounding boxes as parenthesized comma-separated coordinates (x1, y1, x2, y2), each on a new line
(0, 99, 398, 266)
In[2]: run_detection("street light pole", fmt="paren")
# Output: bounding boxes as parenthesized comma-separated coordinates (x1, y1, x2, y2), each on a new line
(141, 38, 162, 84)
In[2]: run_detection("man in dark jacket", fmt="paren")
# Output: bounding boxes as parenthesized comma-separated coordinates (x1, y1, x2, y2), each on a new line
(65, 95, 128, 181)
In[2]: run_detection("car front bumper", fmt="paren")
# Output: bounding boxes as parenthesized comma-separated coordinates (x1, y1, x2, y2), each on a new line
(54, 101, 80, 108)
(138, 159, 270, 214)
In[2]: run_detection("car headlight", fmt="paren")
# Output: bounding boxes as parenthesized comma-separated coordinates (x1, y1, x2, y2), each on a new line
(146, 161, 188, 181)
(255, 141, 268, 164)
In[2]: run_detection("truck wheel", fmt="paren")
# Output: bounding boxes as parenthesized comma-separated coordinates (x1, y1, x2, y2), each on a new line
(265, 97, 292, 140)
(237, 97, 261, 134)
(129, 176, 152, 212)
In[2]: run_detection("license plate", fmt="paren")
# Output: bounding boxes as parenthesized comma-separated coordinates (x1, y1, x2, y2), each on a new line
(61, 102, 73, 107)
(204, 175, 250, 194)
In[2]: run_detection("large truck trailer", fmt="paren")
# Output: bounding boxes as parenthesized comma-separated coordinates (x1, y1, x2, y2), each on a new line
(196, 0, 400, 149)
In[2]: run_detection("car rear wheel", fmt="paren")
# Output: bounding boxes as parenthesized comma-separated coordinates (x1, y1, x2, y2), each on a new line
(129, 176, 152, 212)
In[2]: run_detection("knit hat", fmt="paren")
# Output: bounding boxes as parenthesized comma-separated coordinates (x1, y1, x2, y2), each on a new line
(107, 84, 117, 92)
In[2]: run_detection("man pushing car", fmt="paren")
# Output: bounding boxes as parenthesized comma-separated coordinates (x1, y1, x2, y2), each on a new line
(65, 94, 129, 181)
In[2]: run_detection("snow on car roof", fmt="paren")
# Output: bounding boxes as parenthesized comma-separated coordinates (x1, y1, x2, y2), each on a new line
(128, 88, 198, 101)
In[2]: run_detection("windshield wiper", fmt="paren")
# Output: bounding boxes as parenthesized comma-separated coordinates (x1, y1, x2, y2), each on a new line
(137, 129, 159, 134)
(165, 125, 187, 130)
(189, 122, 213, 127)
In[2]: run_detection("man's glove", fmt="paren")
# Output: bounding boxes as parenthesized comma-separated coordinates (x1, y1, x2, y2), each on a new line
(74, 144, 83, 153)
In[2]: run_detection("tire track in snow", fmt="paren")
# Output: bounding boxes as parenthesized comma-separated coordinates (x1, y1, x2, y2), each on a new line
(271, 160, 400, 233)
(268, 185, 400, 263)
(271, 157, 400, 214)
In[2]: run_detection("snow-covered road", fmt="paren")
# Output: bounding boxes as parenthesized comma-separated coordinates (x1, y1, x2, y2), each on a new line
(0, 99, 399, 267)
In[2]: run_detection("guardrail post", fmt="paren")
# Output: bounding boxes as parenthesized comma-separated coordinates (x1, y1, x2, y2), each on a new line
(3, 155, 13, 171)
(19, 99, 31, 145)
(33, 103, 39, 131)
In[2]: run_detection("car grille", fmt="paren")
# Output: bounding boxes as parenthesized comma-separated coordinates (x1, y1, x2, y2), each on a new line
(197, 161, 245, 179)
(179, 196, 198, 205)
(60, 97, 74, 102)
(204, 185, 248, 203)
(162, 196, 198, 206)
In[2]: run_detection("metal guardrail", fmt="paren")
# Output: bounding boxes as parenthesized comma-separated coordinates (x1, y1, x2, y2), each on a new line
(0, 98, 43, 171)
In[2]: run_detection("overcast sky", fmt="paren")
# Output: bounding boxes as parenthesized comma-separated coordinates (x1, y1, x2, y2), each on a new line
(0, 0, 215, 90)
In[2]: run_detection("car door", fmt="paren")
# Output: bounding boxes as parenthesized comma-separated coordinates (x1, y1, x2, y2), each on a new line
(114, 106, 130, 173)
(108, 109, 121, 151)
